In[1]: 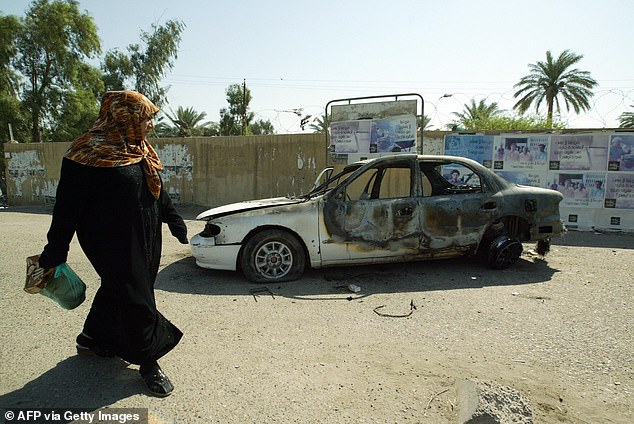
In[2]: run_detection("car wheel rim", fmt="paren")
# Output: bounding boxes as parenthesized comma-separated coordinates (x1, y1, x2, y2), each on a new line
(495, 243, 521, 267)
(496, 247, 513, 267)
(254, 241, 293, 279)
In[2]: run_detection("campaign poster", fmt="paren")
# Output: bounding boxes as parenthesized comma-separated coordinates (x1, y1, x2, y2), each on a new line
(549, 134, 609, 171)
(329, 120, 372, 153)
(496, 171, 548, 188)
(605, 173, 634, 209)
(441, 165, 482, 188)
(493, 135, 550, 171)
(444, 134, 494, 167)
(551, 172, 607, 208)
(370, 115, 417, 153)
(607, 134, 634, 172)
(584, 173, 608, 208)
(547, 171, 598, 208)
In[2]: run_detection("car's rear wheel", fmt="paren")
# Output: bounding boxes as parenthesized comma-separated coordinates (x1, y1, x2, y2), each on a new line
(487, 235, 523, 269)
(240, 229, 306, 283)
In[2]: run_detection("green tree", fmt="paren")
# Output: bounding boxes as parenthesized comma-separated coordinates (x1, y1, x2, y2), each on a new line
(48, 66, 105, 141)
(451, 99, 502, 130)
(219, 83, 253, 136)
(417, 114, 432, 131)
(309, 114, 329, 134)
(619, 105, 634, 128)
(102, 19, 185, 106)
(218, 82, 274, 136)
(513, 49, 597, 126)
(472, 113, 565, 131)
(152, 118, 176, 138)
(0, 14, 27, 143)
(163, 106, 214, 137)
(101, 50, 133, 91)
(14, 0, 101, 142)
(251, 119, 275, 135)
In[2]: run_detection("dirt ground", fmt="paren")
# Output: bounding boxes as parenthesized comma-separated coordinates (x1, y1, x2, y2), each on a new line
(0, 205, 632, 423)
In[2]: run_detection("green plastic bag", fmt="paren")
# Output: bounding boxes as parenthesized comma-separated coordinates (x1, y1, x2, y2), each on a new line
(40, 263, 86, 310)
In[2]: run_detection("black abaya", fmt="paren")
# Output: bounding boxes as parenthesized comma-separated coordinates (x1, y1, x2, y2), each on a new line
(39, 158, 185, 364)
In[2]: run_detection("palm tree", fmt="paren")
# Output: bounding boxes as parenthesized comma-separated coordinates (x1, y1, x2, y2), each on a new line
(418, 114, 432, 131)
(619, 105, 634, 128)
(513, 50, 597, 126)
(163, 106, 212, 137)
(451, 99, 502, 130)
(309, 114, 329, 134)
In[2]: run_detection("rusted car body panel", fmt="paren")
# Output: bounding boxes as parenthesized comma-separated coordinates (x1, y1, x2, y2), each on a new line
(191, 154, 564, 277)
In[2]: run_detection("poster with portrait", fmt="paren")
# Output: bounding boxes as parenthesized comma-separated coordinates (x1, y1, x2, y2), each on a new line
(584, 173, 608, 208)
(605, 173, 634, 209)
(493, 135, 550, 171)
(607, 134, 634, 172)
(329, 99, 418, 157)
(370, 115, 417, 153)
(444, 134, 494, 167)
(547, 171, 602, 208)
(549, 134, 609, 171)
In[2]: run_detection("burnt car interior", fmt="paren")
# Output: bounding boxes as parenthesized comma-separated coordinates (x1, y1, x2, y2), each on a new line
(330, 159, 485, 202)
(421, 162, 483, 197)
(342, 162, 414, 201)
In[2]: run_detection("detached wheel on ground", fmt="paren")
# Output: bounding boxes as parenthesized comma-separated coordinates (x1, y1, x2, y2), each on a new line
(487, 235, 523, 269)
(240, 229, 306, 283)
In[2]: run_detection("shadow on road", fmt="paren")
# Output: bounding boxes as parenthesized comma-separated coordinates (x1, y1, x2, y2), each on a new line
(156, 253, 559, 301)
(0, 356, 143, 421)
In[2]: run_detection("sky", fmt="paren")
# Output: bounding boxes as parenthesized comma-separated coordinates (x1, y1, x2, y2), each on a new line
(3, 0, 634, 133)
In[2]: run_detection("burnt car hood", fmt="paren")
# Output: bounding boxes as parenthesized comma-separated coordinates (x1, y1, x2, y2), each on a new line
(196, 197, 305, 220)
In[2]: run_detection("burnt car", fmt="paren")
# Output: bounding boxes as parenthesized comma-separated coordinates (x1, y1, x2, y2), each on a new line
(190, 154, 565, 282)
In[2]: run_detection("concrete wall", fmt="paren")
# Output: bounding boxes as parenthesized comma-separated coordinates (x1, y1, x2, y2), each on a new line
(3, 133, 335, 208)
(167, 134, 329, 206)
(2, 132, 450, 208)
(5, 130, 633, 232)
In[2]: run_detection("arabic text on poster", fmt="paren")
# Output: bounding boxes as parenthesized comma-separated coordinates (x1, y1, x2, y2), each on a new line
(605, 173, 634, 209)
(549, 134, 609, 171)
(495, 171, 548, 188)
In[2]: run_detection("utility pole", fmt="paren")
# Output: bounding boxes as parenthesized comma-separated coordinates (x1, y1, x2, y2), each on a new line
(242, 79, 247, 136)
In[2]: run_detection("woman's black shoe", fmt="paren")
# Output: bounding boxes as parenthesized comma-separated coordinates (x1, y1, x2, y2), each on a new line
(140, 362, 173, 397)
(76, 333, 114, 357)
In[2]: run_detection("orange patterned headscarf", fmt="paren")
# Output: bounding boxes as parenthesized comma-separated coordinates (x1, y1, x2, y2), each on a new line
(65, 90, 163, 198)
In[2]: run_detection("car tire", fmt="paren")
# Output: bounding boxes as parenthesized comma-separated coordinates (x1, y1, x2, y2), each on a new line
(487, 235, 523, 269)
(240, 229, 306, 283)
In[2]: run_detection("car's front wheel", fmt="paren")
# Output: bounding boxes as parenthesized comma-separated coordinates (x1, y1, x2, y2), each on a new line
(240, 229, 306, 283)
